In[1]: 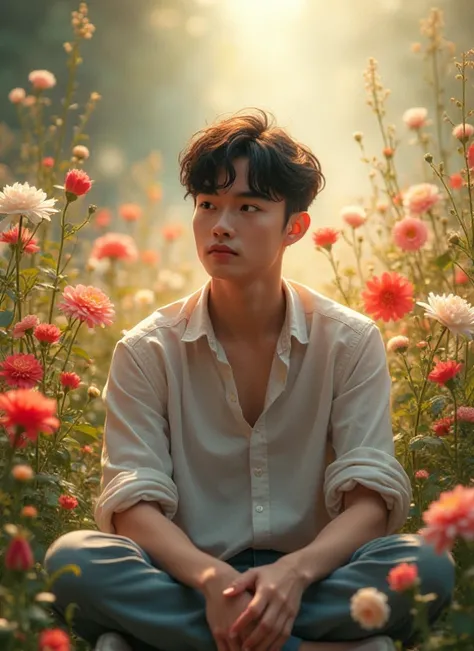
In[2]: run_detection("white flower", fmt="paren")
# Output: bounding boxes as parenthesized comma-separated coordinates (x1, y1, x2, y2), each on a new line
(134, 289, 155, 307)
(417, 293, 474, 339)
(403, 107, 428, 129)
(350, 587, 390, 630)
(0, 182, 58, 225)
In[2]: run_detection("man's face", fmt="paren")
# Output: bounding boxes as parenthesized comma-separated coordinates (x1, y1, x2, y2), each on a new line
(192, 157, 290, 283)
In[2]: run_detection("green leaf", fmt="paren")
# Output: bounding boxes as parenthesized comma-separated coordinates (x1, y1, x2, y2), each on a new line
(73, 424, 98, 436)
(40, 253, 56, 268)
(409, 435, 443, 450)
(71, 345, 91, 361)
(0, 310, 14, 327)
(434, 251, 453, 270)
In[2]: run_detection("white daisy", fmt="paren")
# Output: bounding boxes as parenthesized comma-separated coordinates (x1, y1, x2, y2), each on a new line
(417, 292, 474, 339)
(0, 182, 59, 225)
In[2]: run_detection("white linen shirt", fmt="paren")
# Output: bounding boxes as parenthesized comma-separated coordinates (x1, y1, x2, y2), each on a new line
(95, 279, 412, 561)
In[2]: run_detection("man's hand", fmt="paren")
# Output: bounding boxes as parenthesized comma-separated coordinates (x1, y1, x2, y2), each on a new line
(203, 568, 255, 651)
(222, 556, 306, 651)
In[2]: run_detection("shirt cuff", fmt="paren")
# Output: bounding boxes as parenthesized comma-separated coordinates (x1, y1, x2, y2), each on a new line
(324, 447, 412, 534)
(94, 468, 179, 533)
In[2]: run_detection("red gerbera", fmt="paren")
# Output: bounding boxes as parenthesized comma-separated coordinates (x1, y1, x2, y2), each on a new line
(428, 360, 463, 386)
(362, 272, 414, 322)
(312, 227, 339, 250)
(65, 169, 92, 197)
(0, 389, 59, 447)
(38, 628, 71, 651)
(0, 353, 43, 388)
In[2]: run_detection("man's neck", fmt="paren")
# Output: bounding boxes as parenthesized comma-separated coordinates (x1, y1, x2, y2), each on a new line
(208, 277, 287, 344)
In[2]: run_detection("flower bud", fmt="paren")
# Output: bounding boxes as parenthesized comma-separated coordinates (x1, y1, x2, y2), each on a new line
(448, 232, 460, 246)
(87, 385, 101, 400)
(5, 536, 34, 572)
(424, 153, 433, 163)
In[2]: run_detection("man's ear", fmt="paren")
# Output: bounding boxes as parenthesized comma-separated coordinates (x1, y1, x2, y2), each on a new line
(285, 212, 311, 246)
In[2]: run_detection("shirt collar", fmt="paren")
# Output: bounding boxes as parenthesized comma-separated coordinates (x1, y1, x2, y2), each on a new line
(181, 279, 309, 351)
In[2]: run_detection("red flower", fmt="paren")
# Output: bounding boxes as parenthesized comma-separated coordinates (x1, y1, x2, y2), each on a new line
(312, 227, 339, 250)
(65, 169, 92, 197)
(42, 157, 55, 168)
(428, 360, 463, 386)
(5, 535, 34, 571)
(0, 353, 43, 388)
(450, 173, 463, 190)
(81, 444, 93, 454)
(468, 143, 474, 170)
(90, 233, 138, 262)
(362, 272, 414, 322)
(58, 494, 78, 510)
(0, 389, 59, 447)
(432, 416, 454, 437)
(60, 371, 81, 390)
(38, 628, 70, 651)
(387, 562, 419, 592)
(34, 323, 62, 344)
(0, 224, 40, 254)
(94, 208, 112, 229)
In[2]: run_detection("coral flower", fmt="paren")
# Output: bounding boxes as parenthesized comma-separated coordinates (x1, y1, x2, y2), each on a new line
(362, 272, 414, 322)
(38, 628, 71, 651)
(450, 173, 463, 190)
(141, 249, 160, 265)
(119, 203, 142, 222)
(386, 335, 409, 353)
(94, 208, 112, 229)
(0, 182, 58, 225)
(28, 69, 56, 90)
(12, 315, 39, 339)
(90, 232, 138, 262)
(415, 469, 430, 480)
(457, 406, 474, 423)
(403, 107, 428, 129)
(11, 464, 34, 481)
(0, 224, 40, 254)
(0, 353, 43, 388)
(42, 157, 55, 168)
(387, 562, 419, 592)
(350, 587, 390, 630)
(468, 144, 474, 171)
(392, 216, 428, 251)
(162, 224, 184, 242)
(341, 206, 366, 229)
(34, 323, 62, 344)
(312, 227, 339, 250)
(428, 360, 462, 386)
(5, 535, 34, 571)
(0, 389, 58, 446)
(455, 269, 469, 285)
(432, 417, 454, 437)
(8, 88, 26, 104)
(58, 494, 78, 510)
(58, 284, 115, 328)
(60, 371, 81, 390)
(452, 123, 474, 142)
(21, 505, 38, 518)
(417, 293, 474, 338)
(421, 485, 474, 553)
(65, 169, 92, 197)
(403, 183, 441, 216)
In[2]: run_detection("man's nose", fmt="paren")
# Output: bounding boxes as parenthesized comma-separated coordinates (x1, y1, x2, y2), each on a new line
(212, 209, 234, 237)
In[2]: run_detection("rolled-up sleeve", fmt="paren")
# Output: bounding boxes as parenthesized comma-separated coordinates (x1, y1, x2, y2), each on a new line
(94, 339, 178, 533)
(324, 323, 412, 533)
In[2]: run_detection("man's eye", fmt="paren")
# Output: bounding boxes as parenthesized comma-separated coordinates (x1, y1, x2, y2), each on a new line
(241, 204, 260, 212)
(199, 201, 215, 209)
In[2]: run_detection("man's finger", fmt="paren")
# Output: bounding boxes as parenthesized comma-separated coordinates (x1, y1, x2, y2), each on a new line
(242, 603, 282, 650)
(230, 597, 266, 636)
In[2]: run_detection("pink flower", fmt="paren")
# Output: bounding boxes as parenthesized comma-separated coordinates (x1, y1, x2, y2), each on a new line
(452, 123, 474, 142)
(421, 485, 474, 553)
(392, 216, 428, 251)
(60, 372, 81, 390)
(457, 406, 474, 423)
(28, 69, 56, 90)
(0, 225, 40, 254)
(42, 157, 55, 168)
(387, 562, 419, 592)
(403, 183, 441, 215)
(455, 269, 469, 285)
(0, 353, 43, 389)
(119, 203, 143, 222)
(415, 469, 430, 480)
(58, 284, 115, 328)
(34, 323, 62, 344)
(312, 227, 339, 250)
(350, 587, 390, 630)
(341, 206, 366, 229)
(386, 335, 409, 353)
(90, 233, 138, 262)
(8, 88, 26, 104)
(94, 208, 112, 229)
(468, 144, 474, 171)
(12, 315, 39, 339)
(65, 169, 92, 197)
(0, 389, 59, 447)
(403, 107, 428, 129)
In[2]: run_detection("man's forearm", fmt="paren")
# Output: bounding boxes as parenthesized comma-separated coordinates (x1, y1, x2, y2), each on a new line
(282, 491, 388, 588)
(113, 501, 235, 593)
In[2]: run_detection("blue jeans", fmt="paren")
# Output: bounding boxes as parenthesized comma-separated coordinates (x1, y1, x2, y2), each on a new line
(44, 531, 455, 651)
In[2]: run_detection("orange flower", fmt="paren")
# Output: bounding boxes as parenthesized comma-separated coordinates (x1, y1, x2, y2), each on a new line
(11, 464, 34, 481)
(119, 203, 142, 222)
(58, 284, 115, 328)
(38, 628, 70, 651)
(449, 173, 463, 190)
(428, 360, 462, 386)
(65, 169, 92, 198)
(0, 389, 59, 447)
(0, 353, 43, 388)
(0, 224, 40, 254)
(21, 505, 38, 518)
(58, 494, 78, 510)
(147, 183, 163, 203)
(312, 227, 339, 250)
(421, 485, 474, 553)
(5, 535, 34, 571)
(362, 272, 414, 322)
(141, 249, 160, 266)
(387, 562, 419, 592)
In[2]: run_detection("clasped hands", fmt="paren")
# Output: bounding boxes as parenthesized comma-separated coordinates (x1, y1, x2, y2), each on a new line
(205, 556, 307, 651)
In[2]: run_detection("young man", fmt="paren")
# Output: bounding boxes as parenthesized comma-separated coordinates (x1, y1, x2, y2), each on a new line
(45, 110, 454, 651)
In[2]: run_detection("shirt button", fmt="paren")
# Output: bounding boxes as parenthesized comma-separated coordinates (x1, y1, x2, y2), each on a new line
(255, 505, 264, 513)
(254, 468, 262, 477)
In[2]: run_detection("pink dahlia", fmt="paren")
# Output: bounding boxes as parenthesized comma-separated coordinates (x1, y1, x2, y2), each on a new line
(387, 562, 419, 592)
(90, 232, 138, 262)
(421, 485, 474, 553)
(58, 284, 115, 328)
(12, 315, 39, 339)
(0, 353, 43, 389)
(392, 216, 428, 251)
(403, 183, 441, 215)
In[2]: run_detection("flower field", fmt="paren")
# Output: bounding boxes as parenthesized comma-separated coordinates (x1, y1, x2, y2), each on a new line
(1, 4, 474, 650)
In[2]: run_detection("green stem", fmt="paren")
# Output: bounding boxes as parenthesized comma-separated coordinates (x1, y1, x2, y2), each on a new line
(48, 200, 71, 323)
(413, 327, 447, 439)
(327, 250, 351, 306)
(15, 216, 24, 326)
